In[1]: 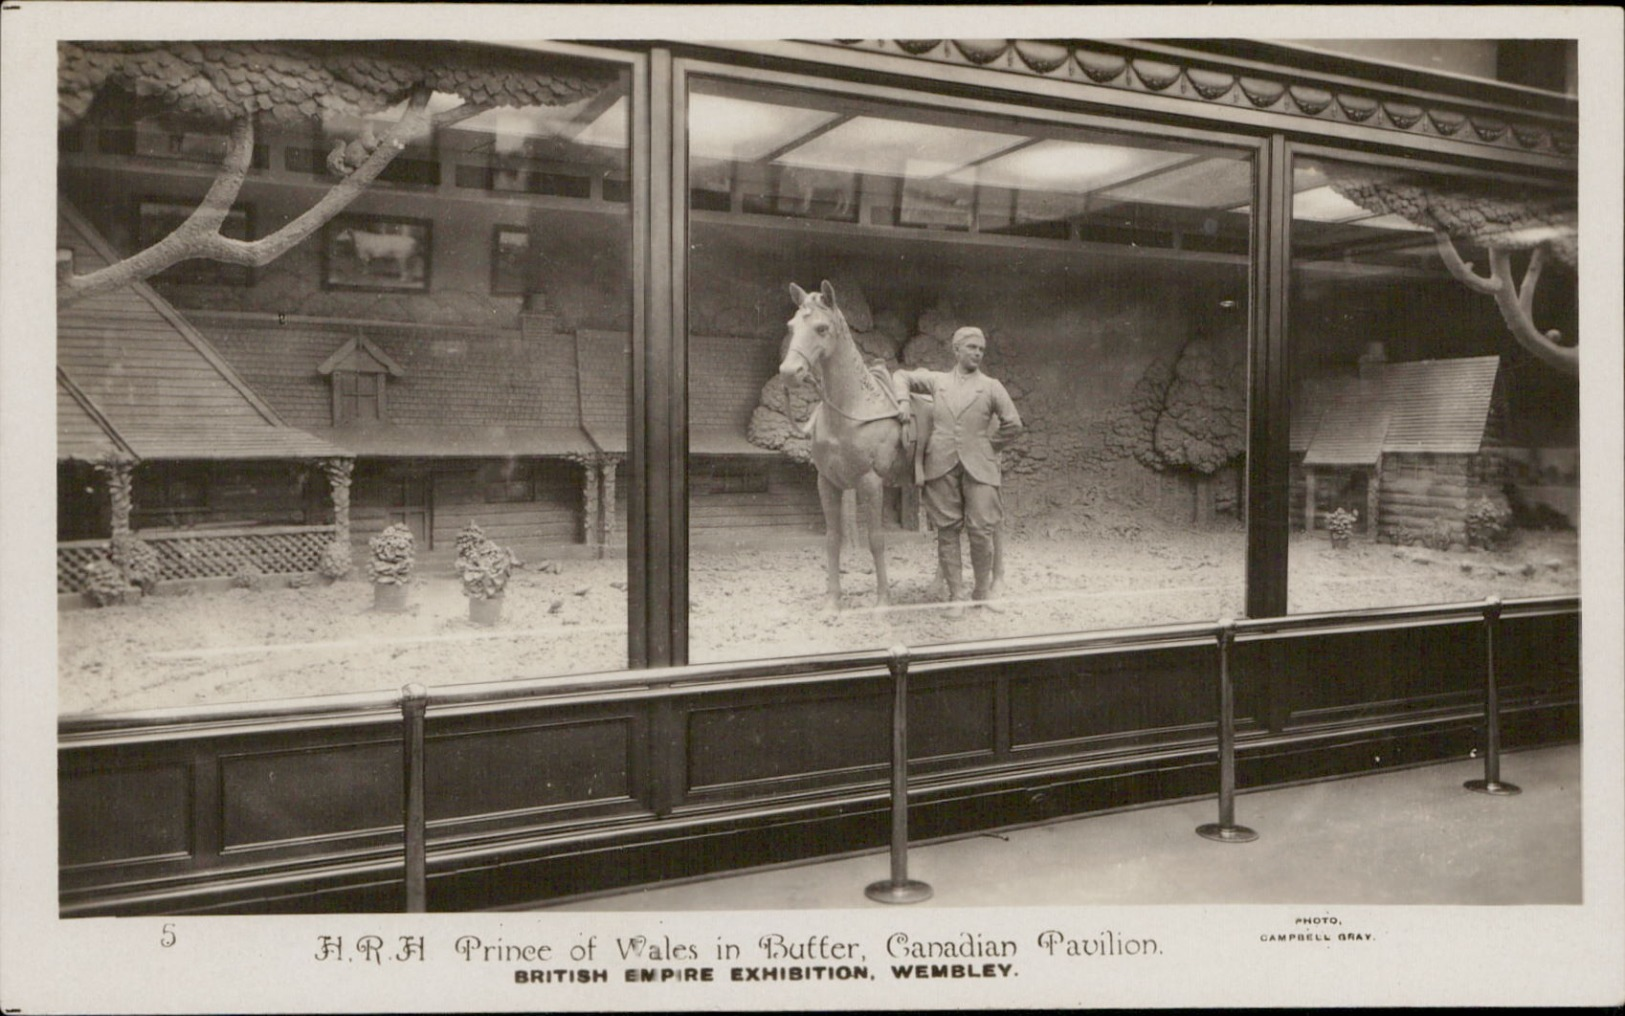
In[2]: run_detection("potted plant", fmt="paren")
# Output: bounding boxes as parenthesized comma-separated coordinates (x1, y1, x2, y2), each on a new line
(368, 523, 415, 612)
(454, 520, 489, 568)
(460, 535, 514, 626)
(1327, 507, 1359, 549)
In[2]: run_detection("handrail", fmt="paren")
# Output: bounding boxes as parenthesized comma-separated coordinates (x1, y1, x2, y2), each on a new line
(59, 593, 1580, 741)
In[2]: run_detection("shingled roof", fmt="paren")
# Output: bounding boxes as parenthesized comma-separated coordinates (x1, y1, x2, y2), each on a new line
(56, 201, 346, 462)
(577, 329, 781, 455)
(1298, 355, 1500, 467)
(199, 314, 595, 457)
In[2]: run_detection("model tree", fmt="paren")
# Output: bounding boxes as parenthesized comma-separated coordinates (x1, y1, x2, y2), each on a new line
(56, 41, 614, 305)
(1324, 165, 1578, 375)
(1114, 329, 1246, 525)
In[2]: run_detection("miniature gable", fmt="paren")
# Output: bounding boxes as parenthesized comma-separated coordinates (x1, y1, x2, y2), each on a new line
(318, 337, 403, 425)
(316, 337, 404, 378)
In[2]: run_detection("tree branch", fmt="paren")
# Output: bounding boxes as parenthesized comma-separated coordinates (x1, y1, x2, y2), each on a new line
(59, 89, 491, 306)
(1433, 230, 1502, 295)
(1487, 249, 1576, 375)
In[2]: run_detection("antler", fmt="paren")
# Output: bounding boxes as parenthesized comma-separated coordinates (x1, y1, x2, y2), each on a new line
(1433, 231, 1576, 376)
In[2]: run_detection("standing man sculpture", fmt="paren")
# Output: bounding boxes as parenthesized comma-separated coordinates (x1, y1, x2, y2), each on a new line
(893, 326, 1023, 609)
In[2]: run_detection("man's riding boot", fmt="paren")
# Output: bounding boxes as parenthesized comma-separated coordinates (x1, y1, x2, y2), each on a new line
(969, 530, 998, 609)
(936, 527, 965, 610)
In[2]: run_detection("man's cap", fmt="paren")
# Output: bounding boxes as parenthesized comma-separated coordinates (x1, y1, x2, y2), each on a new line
(951, 326, 985, 346)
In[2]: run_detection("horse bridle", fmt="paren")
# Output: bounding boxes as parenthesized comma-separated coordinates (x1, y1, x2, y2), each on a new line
(785, 314, 906, 425)
(790, 349, 905, 424)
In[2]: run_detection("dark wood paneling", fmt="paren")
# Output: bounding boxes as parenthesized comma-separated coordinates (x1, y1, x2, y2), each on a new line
(911, 680, 996, 761)
(1283, 624, 1482, 728)
(425, 717, 636, 820)
(1009, 648, 1217, 749)
(58, 610, 1580, 915)
(60, 763, 192, 867)
(220, 741, 400, 848)
(686, 688, 890, 789)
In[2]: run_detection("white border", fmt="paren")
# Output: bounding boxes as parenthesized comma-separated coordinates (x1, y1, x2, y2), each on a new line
(3, 5, 1621, 1012)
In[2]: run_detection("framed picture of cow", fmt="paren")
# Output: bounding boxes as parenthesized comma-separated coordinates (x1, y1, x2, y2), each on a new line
(321, 213, 432, 292)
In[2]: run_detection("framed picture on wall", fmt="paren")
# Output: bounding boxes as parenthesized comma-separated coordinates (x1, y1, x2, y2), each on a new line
(321, 214, 432, 292)
(742, 164, 859, 222)
(135, 198, 254, 286)
(899, 174, 974, 230)
(490, 226, 531, 296)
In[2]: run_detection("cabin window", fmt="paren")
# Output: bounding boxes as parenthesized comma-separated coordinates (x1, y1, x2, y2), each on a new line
(333, 371, 382, 424)
(1286, 155, 1578, 612)
(482, 460, 538, 503)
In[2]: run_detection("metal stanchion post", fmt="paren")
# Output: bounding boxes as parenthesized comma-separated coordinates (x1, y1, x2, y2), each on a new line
(866, 645, 933, 904)
(401, 683, 428, 912)
(1197, 618, 1258, 843)
(1465, 596, 1521, 796)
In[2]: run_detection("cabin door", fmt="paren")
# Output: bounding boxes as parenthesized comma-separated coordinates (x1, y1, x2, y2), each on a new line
(389, 472, 433, 549)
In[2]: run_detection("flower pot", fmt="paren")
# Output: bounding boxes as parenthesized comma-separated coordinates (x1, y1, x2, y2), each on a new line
(468, 594, 504, 626)
(1330, 534, 1350, 549)
(373, 582, 409, 613)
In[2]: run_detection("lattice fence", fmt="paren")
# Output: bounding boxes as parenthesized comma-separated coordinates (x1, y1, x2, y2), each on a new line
(58, 541, 112, 594)
(58, 526, 336, 593)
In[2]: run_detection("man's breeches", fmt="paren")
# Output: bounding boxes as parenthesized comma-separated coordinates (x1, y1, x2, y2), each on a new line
(923, 464, 1002, 536)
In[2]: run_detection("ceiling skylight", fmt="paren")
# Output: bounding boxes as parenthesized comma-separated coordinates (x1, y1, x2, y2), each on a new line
(776, 117, 1025, 176)
(1095, 156, 1252, 209)
(955, 140, 1192, 193)
(689, 94, 841, 162)
(1292, 185, 1384, 223)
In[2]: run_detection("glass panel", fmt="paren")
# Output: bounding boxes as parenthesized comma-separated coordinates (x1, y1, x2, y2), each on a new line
(686, 77, 1253, 664)
(1287, 156, 1579, 612)
(56, 44, 633, 713)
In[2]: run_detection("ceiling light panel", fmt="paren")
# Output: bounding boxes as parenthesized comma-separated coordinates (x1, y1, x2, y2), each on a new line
(1292, 185, 1382, 222)
(1096, 156, 1253, 209)
(777, 117, 1026, 175)
(956, 140, 1192, 193)
(688, 95, 841, 162)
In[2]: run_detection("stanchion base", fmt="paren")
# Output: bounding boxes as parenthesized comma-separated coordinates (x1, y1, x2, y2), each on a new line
(1196, 823, 1258, 843)
(1463, 779, 1522, 796)
(865, 879, 933, 905)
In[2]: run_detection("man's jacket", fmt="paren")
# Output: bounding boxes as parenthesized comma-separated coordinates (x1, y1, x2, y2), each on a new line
(893, 367, 1022, 487)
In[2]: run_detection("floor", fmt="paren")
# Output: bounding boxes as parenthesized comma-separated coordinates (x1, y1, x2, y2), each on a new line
(547, 744, 1581, 910)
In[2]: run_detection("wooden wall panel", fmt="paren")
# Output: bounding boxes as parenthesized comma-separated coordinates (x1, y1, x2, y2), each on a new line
(220, 741, 400, 848)
(60, 763, 192, 867)
(685, 688, 890, 789)
(425, 717, 637, 820)
(910, 680, 996, 761)
(1284, 623, 1481, 727)
(1009, 649, 1215, 749)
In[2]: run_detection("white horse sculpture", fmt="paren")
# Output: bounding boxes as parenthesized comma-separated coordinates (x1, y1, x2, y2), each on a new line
(779, 280, 1002, 610)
